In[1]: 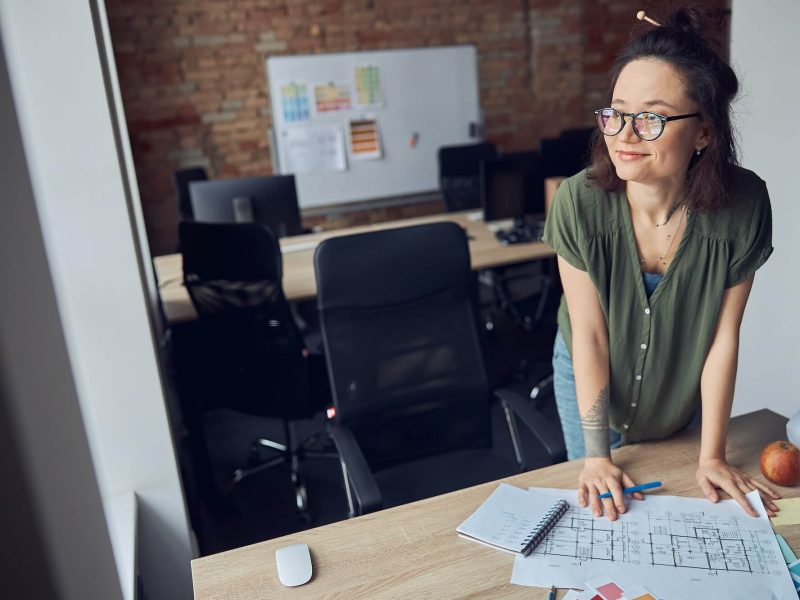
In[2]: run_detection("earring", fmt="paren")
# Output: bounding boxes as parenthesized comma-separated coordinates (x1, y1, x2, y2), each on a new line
(695, 148, 702, 156)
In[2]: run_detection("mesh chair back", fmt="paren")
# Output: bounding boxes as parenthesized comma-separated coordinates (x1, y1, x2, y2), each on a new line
(172, 167, 208, 221)
(179, 222, 313, 419)
(315, 222, 491, 470)
(438, 142, 498, 212)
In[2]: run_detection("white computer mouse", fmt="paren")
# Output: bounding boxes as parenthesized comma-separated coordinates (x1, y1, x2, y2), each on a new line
(275, 542, 313, 587)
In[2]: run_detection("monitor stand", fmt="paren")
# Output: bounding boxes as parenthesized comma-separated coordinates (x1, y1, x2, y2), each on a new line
(494, 216, 544, 245)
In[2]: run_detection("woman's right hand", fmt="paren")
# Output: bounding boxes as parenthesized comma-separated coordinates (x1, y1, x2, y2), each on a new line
(578, 457, 644, 520)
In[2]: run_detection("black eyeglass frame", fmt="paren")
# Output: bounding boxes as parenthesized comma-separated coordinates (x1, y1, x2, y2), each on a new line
(594, 108, 702, 141)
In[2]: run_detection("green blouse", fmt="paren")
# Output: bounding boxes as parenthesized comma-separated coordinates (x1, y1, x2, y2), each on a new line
(542, 166, 773, 444)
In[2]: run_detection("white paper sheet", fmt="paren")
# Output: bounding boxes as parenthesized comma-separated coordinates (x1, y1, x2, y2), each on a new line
(280, 125, 346, 174)
(511, 488, 795, 600)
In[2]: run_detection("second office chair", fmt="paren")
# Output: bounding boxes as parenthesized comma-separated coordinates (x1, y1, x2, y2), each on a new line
(314, 222, 566, 516)
(178, 221, 335, 514)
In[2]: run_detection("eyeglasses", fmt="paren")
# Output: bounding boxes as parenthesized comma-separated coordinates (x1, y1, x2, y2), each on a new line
(595, 108, 701, 141)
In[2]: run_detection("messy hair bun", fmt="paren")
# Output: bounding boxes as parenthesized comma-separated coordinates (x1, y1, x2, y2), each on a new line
(668, 6, 705, 34)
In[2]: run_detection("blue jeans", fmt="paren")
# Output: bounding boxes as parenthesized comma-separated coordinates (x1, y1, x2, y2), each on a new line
(552, 329, 622, 461)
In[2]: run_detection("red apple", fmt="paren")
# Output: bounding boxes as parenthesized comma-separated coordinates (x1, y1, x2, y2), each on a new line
(760, 441, 800, 486)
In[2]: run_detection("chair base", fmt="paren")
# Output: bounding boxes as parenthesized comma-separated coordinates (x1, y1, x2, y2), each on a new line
(223, 421, 338, 519)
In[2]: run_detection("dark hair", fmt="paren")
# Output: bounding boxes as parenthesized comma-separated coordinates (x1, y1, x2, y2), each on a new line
(588, 7, 738, 211)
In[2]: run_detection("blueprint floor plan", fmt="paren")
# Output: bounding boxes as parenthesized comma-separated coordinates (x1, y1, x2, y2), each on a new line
(511, 488, 795, 599)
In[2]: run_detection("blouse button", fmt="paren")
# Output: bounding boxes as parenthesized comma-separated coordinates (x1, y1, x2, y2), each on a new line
(644, 308, 651, 315)
(635, 374, 642, 381)
(640, 343, 647, 350)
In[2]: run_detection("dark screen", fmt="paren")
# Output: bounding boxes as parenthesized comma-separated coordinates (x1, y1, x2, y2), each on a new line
(189, 175, 301, 237)
(481, 153, 545, 221)
(540, 127, 593, 178)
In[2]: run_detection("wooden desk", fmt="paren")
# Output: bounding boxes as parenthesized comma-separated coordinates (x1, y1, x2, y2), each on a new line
(190, 410, 800, 599)
(154, 211, 555, 324)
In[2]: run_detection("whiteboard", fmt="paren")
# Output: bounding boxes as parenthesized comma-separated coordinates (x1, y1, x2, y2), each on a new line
(266, 46, 482, 209)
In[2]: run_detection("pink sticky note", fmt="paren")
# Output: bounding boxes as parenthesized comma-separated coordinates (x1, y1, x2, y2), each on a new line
(596, 581, 625, 600)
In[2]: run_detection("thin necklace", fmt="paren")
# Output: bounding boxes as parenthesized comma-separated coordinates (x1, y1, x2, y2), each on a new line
(654, 200, 685, 228)
(639, 205, 686, 266)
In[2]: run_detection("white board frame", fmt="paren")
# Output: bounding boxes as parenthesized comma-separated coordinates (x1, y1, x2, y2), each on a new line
(267, 45, 482, 209)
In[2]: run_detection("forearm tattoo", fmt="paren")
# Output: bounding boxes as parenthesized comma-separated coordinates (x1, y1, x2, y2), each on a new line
(580, 385, 610, 458)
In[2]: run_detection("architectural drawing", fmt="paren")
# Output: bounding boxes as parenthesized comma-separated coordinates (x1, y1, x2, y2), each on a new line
(516, 489, 796, 599)
(534, 509, 643, 564)
(533, 504, 782, 576)
(645, 511, 783, 575)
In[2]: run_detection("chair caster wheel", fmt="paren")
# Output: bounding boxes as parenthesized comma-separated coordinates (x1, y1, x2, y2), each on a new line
(295, 484, 308, 513)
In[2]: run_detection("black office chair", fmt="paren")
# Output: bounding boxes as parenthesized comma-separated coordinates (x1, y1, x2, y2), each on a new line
(438, 142, 498, 212)
(178, 221, 335, 513)
(314, 222, 566, 516)
(188, 175, 304, 238)
(172, 166, 208, 222)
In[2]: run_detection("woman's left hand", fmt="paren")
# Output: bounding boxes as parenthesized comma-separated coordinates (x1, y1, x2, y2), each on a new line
(696, 458, 780, 517)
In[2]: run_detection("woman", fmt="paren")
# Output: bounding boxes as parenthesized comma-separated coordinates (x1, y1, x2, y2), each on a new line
(542, 8, 780, 521)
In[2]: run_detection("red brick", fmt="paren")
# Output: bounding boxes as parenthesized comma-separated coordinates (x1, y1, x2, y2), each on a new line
(106, 0, 729, 255)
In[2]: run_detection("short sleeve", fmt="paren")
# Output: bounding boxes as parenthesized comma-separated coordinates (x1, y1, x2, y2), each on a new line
(542, 178, 587, 271)
(726, 181, 774, 288)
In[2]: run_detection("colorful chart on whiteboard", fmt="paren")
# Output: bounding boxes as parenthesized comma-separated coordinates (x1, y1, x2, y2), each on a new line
(353, 65, 383, 108)
(511, 488, 795, 600)
(314, 82, 351, 112)
(348, 118, 382, 160)
(280, 82, 310, 122)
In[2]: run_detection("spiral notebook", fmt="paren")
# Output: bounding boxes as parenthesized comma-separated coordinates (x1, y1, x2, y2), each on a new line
(456, 483, 569, 556)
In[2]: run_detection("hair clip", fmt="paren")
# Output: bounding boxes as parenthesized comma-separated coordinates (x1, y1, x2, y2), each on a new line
(636, 10, 662, 27)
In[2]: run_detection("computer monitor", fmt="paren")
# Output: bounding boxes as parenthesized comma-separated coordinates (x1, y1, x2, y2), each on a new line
(540, 127, 594, 178)
(189, 175, 302, 238)
(480, 152, 545, 223)
(438, 142, 498, 212)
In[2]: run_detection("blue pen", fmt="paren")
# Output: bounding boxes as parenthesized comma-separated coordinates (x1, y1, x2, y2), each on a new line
(597, 480, 661, 499)
(548, 585, 555, 600)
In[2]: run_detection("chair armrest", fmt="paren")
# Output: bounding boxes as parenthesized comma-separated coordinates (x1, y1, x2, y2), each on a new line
(328, 424, 383, 515)
(494, 388, 567, 464)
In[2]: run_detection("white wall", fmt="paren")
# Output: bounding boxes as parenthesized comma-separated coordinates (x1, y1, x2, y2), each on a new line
(0, 26, 123, 600)
(731, 0, 800, 419)
(0, 1, 193, 598)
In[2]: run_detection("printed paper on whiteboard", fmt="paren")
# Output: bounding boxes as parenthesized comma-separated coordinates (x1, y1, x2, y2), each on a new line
(278, 82, 310, 123)
(313, 81, 351, 113)
(353, 65, 384, 108)
(348, 118, 382, 160)
(280, 125, 346, 174)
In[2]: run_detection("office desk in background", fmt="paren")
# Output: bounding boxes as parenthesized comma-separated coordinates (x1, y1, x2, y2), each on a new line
(190, 410, 800, 599)
(154, 210, 556, 324)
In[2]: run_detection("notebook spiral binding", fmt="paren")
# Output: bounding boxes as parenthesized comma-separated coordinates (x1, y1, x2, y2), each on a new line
(520, 499, 569, 556)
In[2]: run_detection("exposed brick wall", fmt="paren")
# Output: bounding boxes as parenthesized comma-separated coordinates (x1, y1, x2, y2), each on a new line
(107, 0, 728, 255)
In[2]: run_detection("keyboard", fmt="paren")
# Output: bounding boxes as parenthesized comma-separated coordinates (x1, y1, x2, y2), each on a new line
(495, 222, 544, 245)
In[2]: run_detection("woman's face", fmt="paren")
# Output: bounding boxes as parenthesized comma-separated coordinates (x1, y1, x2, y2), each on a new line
(605, 58, 709, 186)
